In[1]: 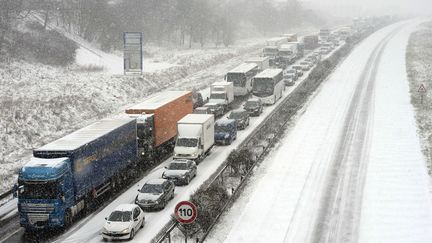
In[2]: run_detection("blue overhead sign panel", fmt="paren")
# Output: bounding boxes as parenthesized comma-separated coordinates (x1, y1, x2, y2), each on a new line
(124, 32, 143, 75)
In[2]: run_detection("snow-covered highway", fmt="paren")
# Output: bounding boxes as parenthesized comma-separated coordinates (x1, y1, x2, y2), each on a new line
(208, 20, 432, 243)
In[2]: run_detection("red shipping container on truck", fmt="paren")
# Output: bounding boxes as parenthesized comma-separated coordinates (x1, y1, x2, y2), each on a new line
(125, 91, 193, 147)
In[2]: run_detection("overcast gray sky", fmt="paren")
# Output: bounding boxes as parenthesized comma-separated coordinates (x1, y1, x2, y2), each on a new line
(298, 0, 432, 17)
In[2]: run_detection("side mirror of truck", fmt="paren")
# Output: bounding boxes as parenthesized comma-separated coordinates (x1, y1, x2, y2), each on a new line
(12, 184, 18, 198)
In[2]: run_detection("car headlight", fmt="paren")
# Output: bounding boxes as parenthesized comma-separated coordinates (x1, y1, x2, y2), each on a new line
(181, 174, 187, 178)
(224, 134, 229, 139)
(121, 228, 130, 234)
(103, 227, 108, 233)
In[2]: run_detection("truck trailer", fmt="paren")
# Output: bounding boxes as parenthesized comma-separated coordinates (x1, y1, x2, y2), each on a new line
(174, 114, 215, 162)
(15, 118, 137, 229)
(125, 91, 193, 160)
(303, 35, 319, 50)
(245, 57, 270, 71)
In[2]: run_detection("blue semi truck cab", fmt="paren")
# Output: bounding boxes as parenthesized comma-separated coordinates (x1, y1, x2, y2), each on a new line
(14, 118, 138, 229)
(16, 157, 75, 228)
(214, 118, 237, 145)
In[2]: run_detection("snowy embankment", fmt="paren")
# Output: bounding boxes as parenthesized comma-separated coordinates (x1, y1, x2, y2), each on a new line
(406, 22, 432, 177)
(0, 39, 265, 195)
(208, 20, 432, 243)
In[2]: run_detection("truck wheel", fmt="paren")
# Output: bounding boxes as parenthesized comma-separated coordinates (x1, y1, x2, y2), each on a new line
(64, 210, 72, 228)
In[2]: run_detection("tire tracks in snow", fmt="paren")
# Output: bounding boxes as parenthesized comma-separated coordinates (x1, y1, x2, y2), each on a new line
(311, 25, 406, 243)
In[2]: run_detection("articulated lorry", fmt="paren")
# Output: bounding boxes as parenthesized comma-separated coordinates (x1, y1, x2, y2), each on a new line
(125, 91, 193, 160)
(174, 114, 215, 162)
(15, 118, 137, 229)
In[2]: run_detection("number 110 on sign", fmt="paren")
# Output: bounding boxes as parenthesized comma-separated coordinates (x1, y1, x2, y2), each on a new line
(175, 201, 197, 224)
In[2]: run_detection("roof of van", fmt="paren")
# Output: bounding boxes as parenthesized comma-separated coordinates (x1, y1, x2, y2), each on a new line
(178, 114, 214, 124)
(35, 118, 134, 152)
(127, 90, 190, 110)
(246, 56, 270, 63)
(254, 69, 283, 78)
(228, 63, 258, 73)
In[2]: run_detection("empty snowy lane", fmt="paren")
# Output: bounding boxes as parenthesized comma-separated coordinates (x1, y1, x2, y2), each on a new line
(208, 20, 432, 243)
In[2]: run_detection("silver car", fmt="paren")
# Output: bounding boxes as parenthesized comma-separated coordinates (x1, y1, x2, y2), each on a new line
(135, 179, 175, 210)
(162, 159, 197, 185)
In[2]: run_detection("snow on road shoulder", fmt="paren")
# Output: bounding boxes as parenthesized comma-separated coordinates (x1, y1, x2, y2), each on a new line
(207, 20, 432, 243)
(358, 20, 432, 243)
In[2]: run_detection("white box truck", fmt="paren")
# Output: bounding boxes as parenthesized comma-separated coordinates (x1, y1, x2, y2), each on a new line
(245, 57, 270, 71)
(174, 114, 215, 162)
(209, 82, 234, 110)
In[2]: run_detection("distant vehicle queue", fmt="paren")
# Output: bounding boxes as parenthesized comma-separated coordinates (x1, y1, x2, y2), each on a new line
(12, 21, 359, 240)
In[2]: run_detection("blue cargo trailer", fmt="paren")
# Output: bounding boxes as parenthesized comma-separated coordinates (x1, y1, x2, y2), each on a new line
(15, 118, 137, 229)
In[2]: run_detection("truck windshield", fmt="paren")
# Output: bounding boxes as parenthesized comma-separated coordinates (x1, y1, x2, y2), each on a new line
(18, 179, 61, 200)
(253, 78, 274, 97)
(108, 211, 132, 222)
(226, 73, 246, 87)
(210, 93, 226, 100)
(176, 138, 198, 147)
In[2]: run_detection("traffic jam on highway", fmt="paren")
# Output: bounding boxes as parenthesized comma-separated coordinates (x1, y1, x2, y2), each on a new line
(1, 20, 375, 242)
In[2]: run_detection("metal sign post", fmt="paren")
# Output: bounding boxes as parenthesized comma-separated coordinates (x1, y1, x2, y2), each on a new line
(418, 83, 427, 105)
(124, 32, 143, 75)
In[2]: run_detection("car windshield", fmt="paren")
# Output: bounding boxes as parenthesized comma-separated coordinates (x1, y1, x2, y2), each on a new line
(245, 101, 259, 107)
(18, 179, 61, 200)
(210, 93, 226, 100)
(229, 112, 244, 119)
(168, 162, 188, 170)
(279, 50, 293, 56)
(215, 124, 231, 133)
(253, 78, 274, 97)
(141, 183, 163, 194)
(263, 48, 278, 55)
(176, 138, 198, 147)
(227, 73, 246, 87)
(108, 211, 132, 222)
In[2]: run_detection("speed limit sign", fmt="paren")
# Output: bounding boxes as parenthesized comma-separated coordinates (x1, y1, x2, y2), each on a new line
(174, 201, 197, 224)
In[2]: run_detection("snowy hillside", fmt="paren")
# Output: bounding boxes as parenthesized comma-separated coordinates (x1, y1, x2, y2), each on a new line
(0, 38, 266, 194)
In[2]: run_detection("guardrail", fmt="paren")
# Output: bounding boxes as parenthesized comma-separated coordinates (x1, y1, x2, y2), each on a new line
(0, 189, 12, 203)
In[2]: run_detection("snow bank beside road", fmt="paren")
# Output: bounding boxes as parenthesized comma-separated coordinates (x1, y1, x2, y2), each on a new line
(0, 39, 264, 195)
(358, 21, 432, 243)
